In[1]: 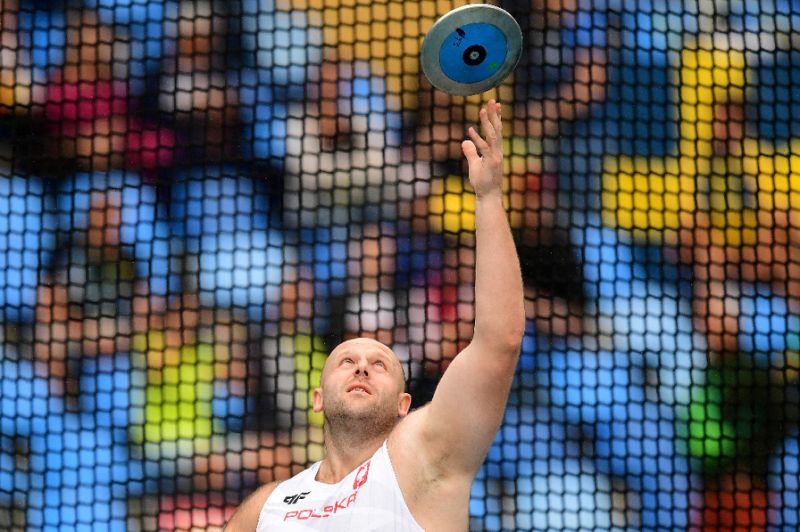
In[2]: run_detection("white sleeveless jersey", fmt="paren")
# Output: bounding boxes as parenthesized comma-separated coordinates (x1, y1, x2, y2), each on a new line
(256, 441, 424, 531)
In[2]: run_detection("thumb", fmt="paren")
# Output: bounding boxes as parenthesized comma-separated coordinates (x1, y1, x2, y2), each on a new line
(461, 140, 480, 165)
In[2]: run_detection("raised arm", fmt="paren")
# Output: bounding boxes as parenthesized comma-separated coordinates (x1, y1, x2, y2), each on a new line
(406, 100, 525, 477)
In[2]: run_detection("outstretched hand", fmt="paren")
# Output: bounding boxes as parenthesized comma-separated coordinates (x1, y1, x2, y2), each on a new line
(461, 100, 503, 198)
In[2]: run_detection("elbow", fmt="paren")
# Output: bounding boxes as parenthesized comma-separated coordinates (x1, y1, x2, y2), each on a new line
(506, 307, 526, 352)
(496, 330, 524, 358)
(475, 315, 525, 355)
(506, 318, 526, 353)
(508, 300, 526, 341)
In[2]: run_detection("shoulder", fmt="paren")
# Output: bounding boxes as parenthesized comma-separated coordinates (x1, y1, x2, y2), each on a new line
(388, 399, 490, 483)
(386, 407, 475, 529)
(387, 405, 441, 479)
(224, 480, 281, 532)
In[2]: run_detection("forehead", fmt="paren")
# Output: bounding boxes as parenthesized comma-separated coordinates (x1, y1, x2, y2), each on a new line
(330, 338, 397, 361)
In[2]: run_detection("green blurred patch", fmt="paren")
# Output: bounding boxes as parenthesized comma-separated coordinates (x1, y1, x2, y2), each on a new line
(129, 332, 216, 444)
(676, 351, 795, 475)
(293, 335, 329, 427)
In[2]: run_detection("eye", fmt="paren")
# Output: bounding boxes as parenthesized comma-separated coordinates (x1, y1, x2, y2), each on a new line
(374, 360, 386, 369)
(342, 357, 354, 365)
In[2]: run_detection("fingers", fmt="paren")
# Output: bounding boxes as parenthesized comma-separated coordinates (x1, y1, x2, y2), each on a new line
(480, 100, 502, 148)
(479, 107, 495, 146)
(467, 127, 488, 153)
(467, 100, 503, 157)
(489, 100, 502, 137)
(461, 139, 480, 164)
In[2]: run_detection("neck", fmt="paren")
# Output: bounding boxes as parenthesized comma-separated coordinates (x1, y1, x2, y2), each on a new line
(316, 425, 389, 484)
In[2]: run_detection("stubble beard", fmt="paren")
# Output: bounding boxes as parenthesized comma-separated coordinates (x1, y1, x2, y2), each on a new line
(323, 394, 398, 444)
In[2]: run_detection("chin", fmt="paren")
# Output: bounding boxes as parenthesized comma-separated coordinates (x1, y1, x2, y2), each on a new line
(329, 399, 383, 420)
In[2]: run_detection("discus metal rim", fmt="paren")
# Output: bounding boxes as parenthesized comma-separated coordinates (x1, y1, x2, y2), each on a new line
(420, 4, 523, 96)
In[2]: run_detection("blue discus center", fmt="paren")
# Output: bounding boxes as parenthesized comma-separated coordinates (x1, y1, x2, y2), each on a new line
(440, 22, 508, 84)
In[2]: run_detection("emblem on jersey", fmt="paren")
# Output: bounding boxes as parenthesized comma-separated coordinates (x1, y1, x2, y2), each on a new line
(353, 461, 371, 490)
(282, 459, 372, 521)
(284, 491, 310, 505)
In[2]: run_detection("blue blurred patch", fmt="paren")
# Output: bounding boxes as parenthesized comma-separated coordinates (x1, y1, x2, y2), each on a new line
(749, 49, 800, 144)
(238, 2, 322, 161)
(739, 286, 800, 354)
(16, 7, 66, 84)
(82, 0, 177, 86)
(57, 171, 178, 298)
(170, 165, 284, 319)
(0, 174, 57, 323)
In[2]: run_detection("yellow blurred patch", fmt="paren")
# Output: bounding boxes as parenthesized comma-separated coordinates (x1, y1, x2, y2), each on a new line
(131, 331, 216, 444)
(292, 334, 329, 427)
(0, 71, 32, 114)
(601, 155, 696, 244)
(600, 44, 800, 247)
(428, 175, 477, 234)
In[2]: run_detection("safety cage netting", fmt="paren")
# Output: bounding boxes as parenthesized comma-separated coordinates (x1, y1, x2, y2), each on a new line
(1, 0, 800, 530)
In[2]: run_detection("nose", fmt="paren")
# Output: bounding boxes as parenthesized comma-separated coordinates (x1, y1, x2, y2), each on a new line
(354, 358, 369, 377)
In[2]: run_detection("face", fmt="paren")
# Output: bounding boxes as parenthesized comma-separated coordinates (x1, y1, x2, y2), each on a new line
(312, 338, 411, 433)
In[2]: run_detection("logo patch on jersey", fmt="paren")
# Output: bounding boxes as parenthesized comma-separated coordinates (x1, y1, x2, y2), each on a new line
(284, 491, 310, 505)
(353, 461, 370, 490)
(283, 492, 359, 521)
(282, 460, 372, 522)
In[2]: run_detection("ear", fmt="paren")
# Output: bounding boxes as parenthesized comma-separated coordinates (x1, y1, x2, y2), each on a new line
(397, 392, 412, 418)
(312, 387, 324, 413)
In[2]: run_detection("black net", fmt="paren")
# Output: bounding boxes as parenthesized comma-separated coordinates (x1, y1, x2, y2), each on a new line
(1, 0, 799, 530)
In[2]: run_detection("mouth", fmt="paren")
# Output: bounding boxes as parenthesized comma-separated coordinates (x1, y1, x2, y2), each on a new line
(346, 383, 372, 395)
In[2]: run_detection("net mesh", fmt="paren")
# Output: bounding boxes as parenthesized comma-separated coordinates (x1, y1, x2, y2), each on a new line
(1, 0, 799, 530)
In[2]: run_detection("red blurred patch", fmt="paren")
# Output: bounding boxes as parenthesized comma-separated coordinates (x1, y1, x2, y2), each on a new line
(426, 285, 458, 323)
(700, 487, 770, 532)
(43, 75, 176, 172)
(126, 128, 176, 171)
(157, 493, 237, 531)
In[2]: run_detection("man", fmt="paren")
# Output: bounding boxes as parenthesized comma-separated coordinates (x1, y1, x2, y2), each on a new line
(225, 99, 525, 530)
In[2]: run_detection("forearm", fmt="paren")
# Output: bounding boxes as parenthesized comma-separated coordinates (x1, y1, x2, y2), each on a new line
(472, 190, 525, 350)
